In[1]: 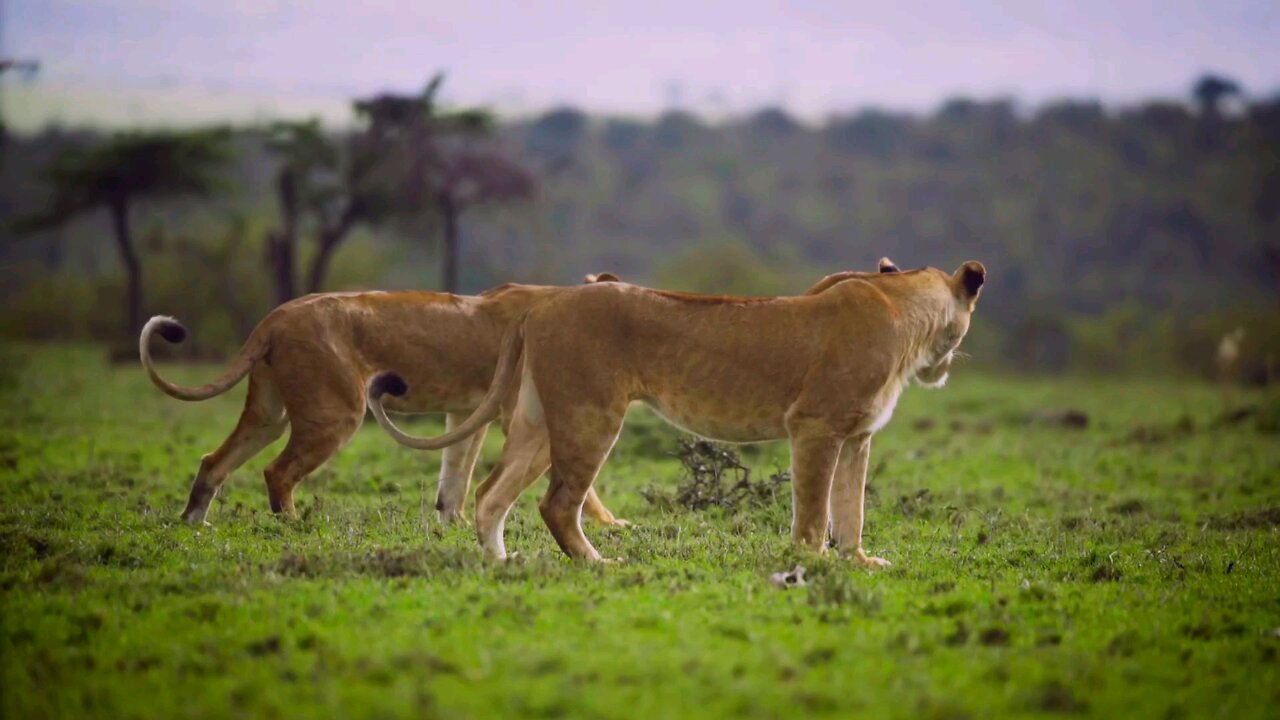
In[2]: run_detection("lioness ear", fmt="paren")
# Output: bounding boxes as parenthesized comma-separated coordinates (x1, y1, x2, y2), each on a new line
(952, 261, 986, 299)
(583, 272, 621, 284)
(878, 257, 900, 273)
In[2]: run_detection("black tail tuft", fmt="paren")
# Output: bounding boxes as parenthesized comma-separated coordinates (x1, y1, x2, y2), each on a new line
(157, 319, 188, 343)
(369, 372, 409, 399)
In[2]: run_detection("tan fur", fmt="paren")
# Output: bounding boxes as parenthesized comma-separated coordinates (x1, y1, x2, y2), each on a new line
(140, 277, 627, 527)
(369, 260, 986, 563)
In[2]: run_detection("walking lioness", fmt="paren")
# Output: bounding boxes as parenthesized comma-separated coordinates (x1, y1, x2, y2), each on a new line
(139, 275, 627, 527)
(367, 259, 985, 564)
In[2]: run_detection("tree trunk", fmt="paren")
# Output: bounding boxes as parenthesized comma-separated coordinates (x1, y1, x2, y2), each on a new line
(441, 197, 460, 294)
(268, 169, 298, 306)
(108, 197, 143, 337)
(268, 230, 296, 306)
(306, 231, 339, 295)
(305, 202, 360, 294)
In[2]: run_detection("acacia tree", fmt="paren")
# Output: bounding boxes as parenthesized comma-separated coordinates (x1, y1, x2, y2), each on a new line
(349, 75, 533, 293)
(1193, 74, 1243, 119)
(23, 129, 231, 336)
(263, 119, 337, 304)
(263, 75, 525, 296)
(260, 117, 370, 298)
(430, 149, 534, 293)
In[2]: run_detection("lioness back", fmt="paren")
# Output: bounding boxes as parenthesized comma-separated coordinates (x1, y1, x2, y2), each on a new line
(265, 285, 560, 413)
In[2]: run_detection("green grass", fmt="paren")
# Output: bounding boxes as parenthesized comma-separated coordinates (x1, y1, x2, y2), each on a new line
(2, 344, 1279, 719)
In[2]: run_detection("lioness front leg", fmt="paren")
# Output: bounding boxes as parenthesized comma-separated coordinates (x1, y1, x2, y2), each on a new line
(473, 414, 551, 560)
(830, 434, 890, 568)
(435, 414, 491, 525)
(788, 432, 843, 552)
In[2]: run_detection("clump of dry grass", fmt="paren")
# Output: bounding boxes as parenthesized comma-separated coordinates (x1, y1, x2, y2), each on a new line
(642, 439, 789, 512)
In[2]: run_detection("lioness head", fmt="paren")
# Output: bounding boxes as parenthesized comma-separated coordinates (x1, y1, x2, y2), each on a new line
(915, 261, 986, 387)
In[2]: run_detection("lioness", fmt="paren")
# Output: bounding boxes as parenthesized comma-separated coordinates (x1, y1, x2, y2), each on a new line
(367, 259, 985, 564)
(139, 275, 628, 526)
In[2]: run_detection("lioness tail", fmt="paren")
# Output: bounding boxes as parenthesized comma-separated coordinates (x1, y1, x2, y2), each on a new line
(367, 320, 525, 450)
(139, 315, 266, 401)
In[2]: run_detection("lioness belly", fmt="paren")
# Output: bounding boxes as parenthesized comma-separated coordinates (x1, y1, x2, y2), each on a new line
(644, 397, 786, 444)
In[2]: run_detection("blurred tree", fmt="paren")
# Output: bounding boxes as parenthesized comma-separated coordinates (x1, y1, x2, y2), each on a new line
(6, 72, 1278, 376)
(1192, 75, 1244, 150)
(0, 58, 40, 167)
(287, 73, 527, 295)
(1035, 100, 1105, 135)
(936, 97, 1017, 143)
(263, 119, 338, 304)
(653, 111, 704, 150)
(526, 106, 588, 161)
(1128, 101, 1194, 136)
(603, 119, 645, 153)
(654, 240, 791, 296)
(1192, 74, 1242, 118)
(1247, 97, 1280, 293)
(429, 151, 535, 294)
(349, 75, 533, 294)
(299, 103, 394, 295)
(825, 109, 911, 157)
(20, 129, 232, 336)
(172, 215, 259, 340)
(746, 107, 800, 135)
(936, 97, 982, 123)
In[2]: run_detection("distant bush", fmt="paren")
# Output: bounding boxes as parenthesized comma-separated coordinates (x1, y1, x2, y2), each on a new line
(0, 273, 99, 341)
(654, 240, 794, 297)
(5, 89, 1279, 383)
(1001, 301, 1280, 383)
(0, 220, 391, 354)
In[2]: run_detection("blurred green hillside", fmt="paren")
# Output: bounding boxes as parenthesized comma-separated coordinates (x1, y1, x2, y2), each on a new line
(2, 83, 1278, 377)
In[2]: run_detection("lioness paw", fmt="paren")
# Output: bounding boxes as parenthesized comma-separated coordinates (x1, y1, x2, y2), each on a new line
(437, 510, 471, 527)
(854, 549, 892, 569)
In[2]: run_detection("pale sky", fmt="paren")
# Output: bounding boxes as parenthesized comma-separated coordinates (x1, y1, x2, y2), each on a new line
(3, 0, 1278, 129)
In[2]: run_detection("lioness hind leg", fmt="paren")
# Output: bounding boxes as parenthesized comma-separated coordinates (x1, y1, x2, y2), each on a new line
(181, 369, 286, 524)
(435, 414, 491, 525)
(262, 418, 359, 516)
(829, 434, 889, 568)
(583, 487, 630, 528)
(787, 433, 843, 552)
(261, 355, 364, 516)
(541, 412, 626, 561)
(473, 414, 550, 560)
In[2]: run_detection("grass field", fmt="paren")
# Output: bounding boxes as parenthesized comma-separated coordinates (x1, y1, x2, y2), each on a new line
(2, 344, 1278, 719)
